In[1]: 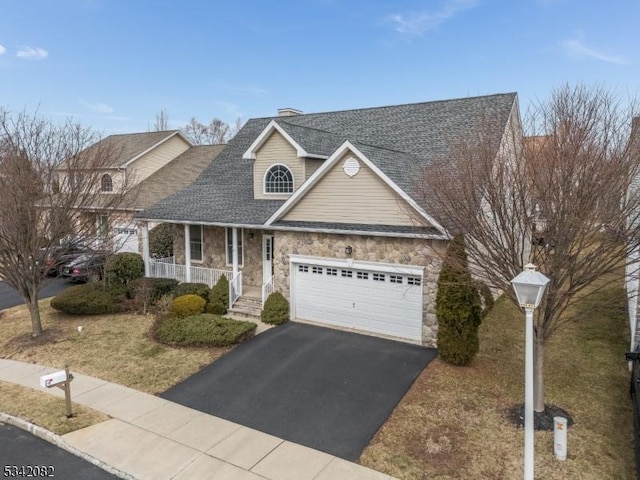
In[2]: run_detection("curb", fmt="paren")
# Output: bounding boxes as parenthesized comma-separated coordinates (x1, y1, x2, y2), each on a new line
(0, 412, 135, 480)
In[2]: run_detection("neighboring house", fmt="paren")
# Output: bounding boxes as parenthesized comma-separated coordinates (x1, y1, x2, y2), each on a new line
(56, 130, 223, 253)
(138, 94, 521, 346)
(627, 117, 640, 350)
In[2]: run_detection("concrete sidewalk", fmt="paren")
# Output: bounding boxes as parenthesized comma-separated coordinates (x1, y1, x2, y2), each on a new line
(0, 359, 394, 480)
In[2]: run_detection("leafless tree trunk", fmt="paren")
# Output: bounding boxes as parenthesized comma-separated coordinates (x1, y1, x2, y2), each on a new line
(0, 108, 133, 337)
(153, 108, 169, 131)
(419, 84, 639, 413)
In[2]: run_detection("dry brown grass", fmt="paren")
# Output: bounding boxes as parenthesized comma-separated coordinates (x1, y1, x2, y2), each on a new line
(0, 381, 109, 435)
(0, 300, 228, 394)
(360, 284, 635, 479)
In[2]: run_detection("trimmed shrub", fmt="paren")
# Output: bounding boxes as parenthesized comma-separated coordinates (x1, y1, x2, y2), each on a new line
(51, 283, 126, 315)
(207, 275, 229, 314)
(261, 292, 289, 325)
(149, 223, 174, 258)
(106, 253, 144, 288)
(171, 294, 206, 319)
(153, 313, 256, 347)
(174, 282, 210, 301)
(435, 234, 483, 366)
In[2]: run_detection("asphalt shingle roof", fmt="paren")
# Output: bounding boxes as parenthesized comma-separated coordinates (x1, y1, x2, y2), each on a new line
(61, 130, 183, 169)
(139, 93, 517, 227)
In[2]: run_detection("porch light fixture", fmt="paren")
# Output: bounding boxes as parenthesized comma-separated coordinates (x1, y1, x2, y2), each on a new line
(345, 245, 353, 256)
(510, 263, 550, 480)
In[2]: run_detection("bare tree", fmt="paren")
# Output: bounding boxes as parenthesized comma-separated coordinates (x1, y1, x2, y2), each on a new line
(181, 116, 243, 145)
(419, 84, 640, 415)
(153, 108, 169, 131)
(0, 108, 133, 337)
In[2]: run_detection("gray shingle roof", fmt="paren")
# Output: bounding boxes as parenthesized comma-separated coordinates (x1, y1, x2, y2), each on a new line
(60, 130, 184, 169)
(139, 93, 517, 226)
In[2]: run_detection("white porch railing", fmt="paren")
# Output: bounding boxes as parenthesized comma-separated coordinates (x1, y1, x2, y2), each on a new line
(229, 271, 243, 309)
(262, 275, 274, 307)
(147, 257, 232, 289)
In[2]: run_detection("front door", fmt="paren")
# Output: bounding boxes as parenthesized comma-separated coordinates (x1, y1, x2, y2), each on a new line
(263, 235, 275, 283)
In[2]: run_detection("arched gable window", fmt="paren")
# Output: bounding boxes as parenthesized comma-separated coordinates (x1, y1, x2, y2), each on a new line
(101, 174, 113, 192)
(264, 165, 294, 194)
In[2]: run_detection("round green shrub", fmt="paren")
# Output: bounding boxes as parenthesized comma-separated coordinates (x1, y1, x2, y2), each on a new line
(129, 277, 179, 302)
(436, 235, 482, 366)
(174, 282, 210, 301)
(261, 291, 289, 325)
(153, 313, 256, 347)
(208, 275, 229, 314)
(149, 223, 174, 258)
(106, 253, 144, 288)
(171, 294, 206, 318)
(50, 283, 126, 315)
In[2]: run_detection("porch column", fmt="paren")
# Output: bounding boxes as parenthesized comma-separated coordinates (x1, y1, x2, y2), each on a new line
(184, 224, 191, 282)
(141, 222, 150, 277)
(232, 227, 239, 295)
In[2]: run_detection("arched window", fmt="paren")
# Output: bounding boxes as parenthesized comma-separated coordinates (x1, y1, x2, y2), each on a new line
(101, 174, 113, 192)
(264, 165, 293, 194)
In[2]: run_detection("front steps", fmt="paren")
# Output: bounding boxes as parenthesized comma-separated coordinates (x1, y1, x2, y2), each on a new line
(229, 295, 262, 320)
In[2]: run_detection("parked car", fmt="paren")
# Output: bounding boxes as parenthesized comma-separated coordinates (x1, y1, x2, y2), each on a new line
(626, 349, 640, 478)
(40, 243, 88, 276)
(60, 253, 108, 283)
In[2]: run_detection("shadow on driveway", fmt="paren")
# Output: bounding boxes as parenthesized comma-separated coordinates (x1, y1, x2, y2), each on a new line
(161, 322, 437, 461)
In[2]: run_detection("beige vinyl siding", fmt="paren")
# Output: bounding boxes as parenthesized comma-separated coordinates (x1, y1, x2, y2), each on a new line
(304, 158, 324, 182)
(127, 135, 190, 185)
(283, 152, 427, 226)
(254, 131, 303, 200)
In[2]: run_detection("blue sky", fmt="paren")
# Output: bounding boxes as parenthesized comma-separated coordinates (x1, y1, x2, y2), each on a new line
(1, 0, 638, 135)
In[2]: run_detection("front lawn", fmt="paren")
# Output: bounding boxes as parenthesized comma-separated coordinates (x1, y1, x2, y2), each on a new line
(0, 300, 228, 394)
(360, 284, 635, 479)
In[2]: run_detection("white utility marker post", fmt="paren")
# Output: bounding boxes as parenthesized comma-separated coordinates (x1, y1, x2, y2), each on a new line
(510, 264, 550, 480)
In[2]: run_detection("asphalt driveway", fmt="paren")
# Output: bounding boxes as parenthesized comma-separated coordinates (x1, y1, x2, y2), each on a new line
(161, 322, 437, 461)
(0, 278, 70, 311)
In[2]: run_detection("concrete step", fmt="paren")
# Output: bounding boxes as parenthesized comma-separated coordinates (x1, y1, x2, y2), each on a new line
(229, 296, 262, 320)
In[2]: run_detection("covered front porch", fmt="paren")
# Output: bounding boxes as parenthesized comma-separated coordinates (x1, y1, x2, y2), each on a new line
(139, 223, 275, 309)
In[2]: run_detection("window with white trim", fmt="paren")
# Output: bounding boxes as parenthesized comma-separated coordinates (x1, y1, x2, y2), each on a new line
(341, 269, 353, 278)
(225, 228, 243, 266)
(97, 215, 109, 239)
(373, 273, 385, 282)
(357, 271, 369, 280)
(265, 165, 294, 194)
(326, 268, 337, 276)
(189, 225, 203, 262)
(407, 276, 422, 286)
(101, 174, 113, 192)
(298, 265, 309, 272)
(312, 266, 323, 274)
(389, 275, 403, 284)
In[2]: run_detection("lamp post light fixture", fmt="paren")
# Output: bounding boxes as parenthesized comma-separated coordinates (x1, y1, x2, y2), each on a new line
(510, 263, 550, 480)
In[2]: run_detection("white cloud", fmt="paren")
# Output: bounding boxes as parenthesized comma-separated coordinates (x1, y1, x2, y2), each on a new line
(388, 0, 479, 37)
(560, 37, 627, 65)
(80, 100, 115, 114)
(0, 45, 6, 55)
(16, 46, 48, 60)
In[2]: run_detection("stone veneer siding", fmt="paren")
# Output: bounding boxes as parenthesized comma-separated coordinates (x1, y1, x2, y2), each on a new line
(273, 231, 446, 347)
(173, 225, 268, 288)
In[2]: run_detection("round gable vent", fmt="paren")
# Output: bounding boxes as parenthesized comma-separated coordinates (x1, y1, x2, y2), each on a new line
(343, 157, 360, 177)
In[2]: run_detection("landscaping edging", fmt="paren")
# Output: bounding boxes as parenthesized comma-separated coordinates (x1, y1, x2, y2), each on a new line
(0, 412, 134, 480)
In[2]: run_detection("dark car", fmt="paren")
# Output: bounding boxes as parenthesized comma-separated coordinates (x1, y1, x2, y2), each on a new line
(60, 253, 108, 282)
(626, 349, 640, 477)
(41, 243, 88, 276)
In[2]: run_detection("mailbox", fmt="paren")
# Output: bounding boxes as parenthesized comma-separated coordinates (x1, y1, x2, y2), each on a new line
(40, 370, 70, 388)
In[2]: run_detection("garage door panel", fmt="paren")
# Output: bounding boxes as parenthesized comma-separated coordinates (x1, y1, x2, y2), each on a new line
(293, 261, 423, 342)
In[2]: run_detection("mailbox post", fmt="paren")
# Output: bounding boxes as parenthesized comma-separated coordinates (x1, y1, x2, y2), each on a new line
(40, 365, 74, 418)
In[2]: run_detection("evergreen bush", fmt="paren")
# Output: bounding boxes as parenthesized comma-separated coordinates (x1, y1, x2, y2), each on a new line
(435, 235, 482, 366)
(171, 294, 206, 318)
(149, 223, 174, 258)
(51, 283, 126, 315)
(261, 292, 289, 325)
(174, 282, 210, 301)
(207, 275, 229, 314)
(153, 313, 256, 347)
(105, 253, 144, 288)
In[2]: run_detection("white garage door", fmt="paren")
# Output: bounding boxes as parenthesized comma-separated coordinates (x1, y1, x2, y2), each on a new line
(113, 226, 139, 253)
(291, 257, 423, 342)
